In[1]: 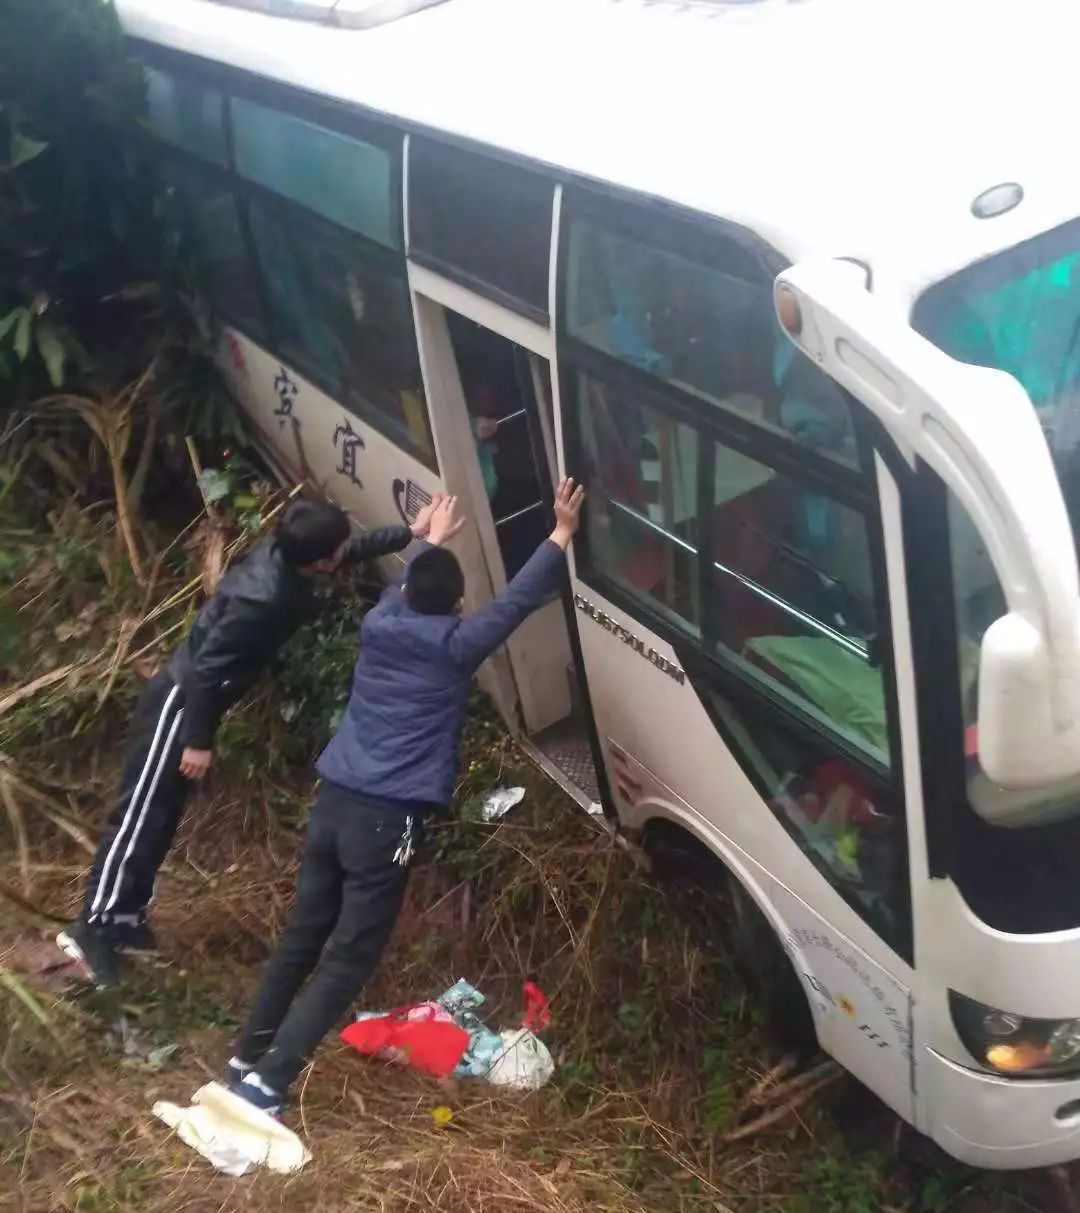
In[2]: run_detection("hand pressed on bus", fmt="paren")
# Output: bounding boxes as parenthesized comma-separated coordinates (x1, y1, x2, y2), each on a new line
(550, 477, 585, 550)
(409, 492, 446, 539)
(427, 495, 466, 546)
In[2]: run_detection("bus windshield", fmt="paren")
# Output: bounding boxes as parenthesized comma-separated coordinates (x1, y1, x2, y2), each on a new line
(914, 217, 1080, 535)
(913, 217, 1080, 931)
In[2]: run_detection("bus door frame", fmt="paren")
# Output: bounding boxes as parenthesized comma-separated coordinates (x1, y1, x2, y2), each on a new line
(408, 261, 574, 735)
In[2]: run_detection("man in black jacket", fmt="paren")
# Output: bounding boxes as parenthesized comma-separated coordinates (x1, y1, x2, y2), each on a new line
(57, 496, 440, 987)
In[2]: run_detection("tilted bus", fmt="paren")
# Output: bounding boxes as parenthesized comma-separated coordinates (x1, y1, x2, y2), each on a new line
(119, 0, 1080, 1168)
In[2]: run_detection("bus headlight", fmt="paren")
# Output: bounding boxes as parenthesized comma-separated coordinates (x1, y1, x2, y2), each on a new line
(950, 992, 1080, 1076)
(1049, 1019, 1080, 1065)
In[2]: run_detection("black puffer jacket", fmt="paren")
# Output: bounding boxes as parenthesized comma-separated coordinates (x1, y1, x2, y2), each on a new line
(166, 525, 411, 749)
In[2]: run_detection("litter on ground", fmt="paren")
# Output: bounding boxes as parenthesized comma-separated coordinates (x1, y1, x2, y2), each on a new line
(479, 785, 527, 822)
(344, 978, 555, 1090)
(152, 1082, 310, 1175)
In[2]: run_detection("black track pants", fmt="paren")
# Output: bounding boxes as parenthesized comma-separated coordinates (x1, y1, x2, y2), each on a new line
(82, 671, 190, 927)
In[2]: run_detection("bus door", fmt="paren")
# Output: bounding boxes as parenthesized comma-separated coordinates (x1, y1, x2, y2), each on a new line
(412, 289, 602, 807)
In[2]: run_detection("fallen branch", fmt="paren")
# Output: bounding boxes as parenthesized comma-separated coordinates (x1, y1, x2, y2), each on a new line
(0, 775, 31, 895)
(96, 551, 164, 709)
(0, 664, 79, 720)
(0, 880, 67, 925)
(737, 1058, 840, 1117)
(0, 758, 98, 853)
(737, 1055, 800, 1112)
(719, 1065, 842, 1146)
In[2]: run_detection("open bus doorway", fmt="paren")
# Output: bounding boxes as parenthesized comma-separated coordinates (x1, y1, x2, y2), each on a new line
(442, 312, 602, 808)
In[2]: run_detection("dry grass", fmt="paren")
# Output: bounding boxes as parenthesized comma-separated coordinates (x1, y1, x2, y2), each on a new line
(0, 450, 1069, 1213)
(0, 733, 1061, 1213)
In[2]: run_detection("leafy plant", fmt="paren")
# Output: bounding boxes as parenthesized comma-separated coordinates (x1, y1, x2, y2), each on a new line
(782, 1150, 888, 1213)
(197, 456, 264, 532)
(700, 1042, 735, 1130)
(272, 592, 369, 747)
(0, 0, 155, 402)
(0, 0, 246, 473)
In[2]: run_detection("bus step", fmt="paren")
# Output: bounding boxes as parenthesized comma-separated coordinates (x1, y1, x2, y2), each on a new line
(523, 719, 601, 809)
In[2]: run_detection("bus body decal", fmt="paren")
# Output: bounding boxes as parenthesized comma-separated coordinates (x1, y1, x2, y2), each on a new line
(573, 594, 685, 684)
(772, 883, 915, 1121)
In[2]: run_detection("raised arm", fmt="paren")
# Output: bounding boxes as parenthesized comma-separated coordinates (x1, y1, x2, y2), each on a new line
(343, 493, 446, 565)
(369, 494, 458, 615)
(450, 478, 585, 671)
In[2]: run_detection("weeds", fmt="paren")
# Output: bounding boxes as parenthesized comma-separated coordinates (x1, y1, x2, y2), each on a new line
(0, 435, 1071, 1213)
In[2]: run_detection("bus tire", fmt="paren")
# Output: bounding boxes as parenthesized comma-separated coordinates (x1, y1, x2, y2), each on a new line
(729, 877, 818, 1058)
(642, 821, 730, 931)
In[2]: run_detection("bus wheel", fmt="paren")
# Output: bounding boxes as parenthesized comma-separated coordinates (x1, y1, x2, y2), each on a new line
(728, 878, 818, 1058)
(642, 822, 730, 929)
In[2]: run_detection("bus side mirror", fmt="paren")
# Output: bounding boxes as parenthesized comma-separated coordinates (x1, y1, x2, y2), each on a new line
(775, 258, 1080, 805)
(979, 614, 1080, 793)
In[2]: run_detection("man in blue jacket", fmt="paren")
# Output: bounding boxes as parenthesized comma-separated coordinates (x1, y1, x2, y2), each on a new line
(226, 479, 585, 1115)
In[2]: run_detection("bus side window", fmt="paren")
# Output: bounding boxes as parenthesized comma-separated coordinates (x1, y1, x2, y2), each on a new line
(145, 65, 227, 166)
(143, 65, 262, 339)
(159, 159, 266, 342)
(709, 688, 908, 955)
(228, 93, 434, 466)
(572, 360, 887, 767)
(409, 138, 553, 319)
(707, 438, 887, 765)
(574, 370, 702, 637)
(565, 212, 859, 468)
(243, 196, 433, 463)
(231, 97, 398, 250)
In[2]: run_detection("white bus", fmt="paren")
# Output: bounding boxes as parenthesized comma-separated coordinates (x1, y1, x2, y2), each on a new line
(118, 0, 1080, 1170)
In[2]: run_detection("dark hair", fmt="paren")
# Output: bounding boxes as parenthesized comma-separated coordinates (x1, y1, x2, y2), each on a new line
(276, 499, 350, 567)
(406, 547, 465, 615)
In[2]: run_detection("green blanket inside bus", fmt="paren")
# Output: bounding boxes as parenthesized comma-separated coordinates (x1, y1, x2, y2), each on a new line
(748, 635, 888, 759)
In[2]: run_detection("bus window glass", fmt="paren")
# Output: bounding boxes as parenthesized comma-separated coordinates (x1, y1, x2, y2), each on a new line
(709, 690, 908, 953)
(566, 217, 858, 467)
(913, 219, 1080, 777)
(947, 498, 1001, 737)
(912, 215, 1080, 499)
(911, 227, 1080, 932)
(245, 198, 434, 464)
(145, 66, 226, 165)
(575, 372, 701, 636)
(160, 160, 265, 340)
(937, 491, 1080, 934)
(573, 367, 886, 763)
(409, 138, 553, 316)
(232, 98, 397, 249)
(709, 440, 887, 763)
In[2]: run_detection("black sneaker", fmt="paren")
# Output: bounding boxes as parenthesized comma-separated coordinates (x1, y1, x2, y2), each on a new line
(224, 1055, 255, 1086)
(56, 920, 121, 988)
(111, 920, 160, 956)
(230, 1072, 284, 1118)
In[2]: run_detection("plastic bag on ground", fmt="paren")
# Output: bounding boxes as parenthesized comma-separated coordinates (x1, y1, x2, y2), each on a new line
(341, 1005, 469, 1077)
(353, 980, 556, 1088)
(486, 1028, 555, 1090)
(429, 980, 502, 1078)
(437, 979, 484, 1018)
(480, 786, 526, 822)
(152, 1081, 310, 1175)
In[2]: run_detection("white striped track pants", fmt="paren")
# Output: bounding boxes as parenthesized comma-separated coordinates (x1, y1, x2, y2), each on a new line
(83, 670, 190, 927)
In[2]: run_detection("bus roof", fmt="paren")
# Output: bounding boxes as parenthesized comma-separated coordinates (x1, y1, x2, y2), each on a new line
(117, 0, 1080, 309)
